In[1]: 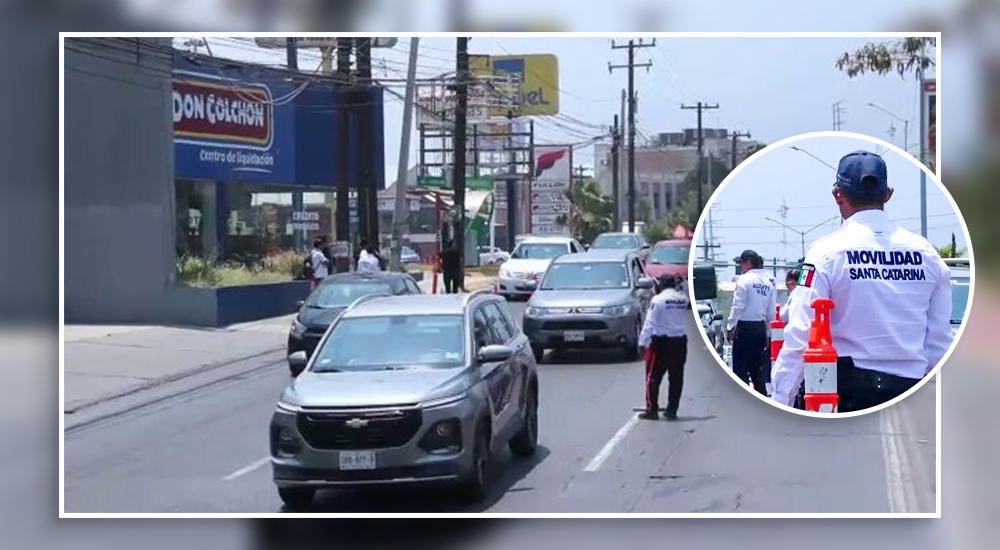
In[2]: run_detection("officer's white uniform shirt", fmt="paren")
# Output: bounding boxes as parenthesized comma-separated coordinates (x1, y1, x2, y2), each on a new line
(310, 249, 330, 279)
(639, 288, 689, 347)
(357, 250, 381, 273)
(778, 291, 795, 324)
(726, 268, 777, 331)
(770, 209, 953, 407)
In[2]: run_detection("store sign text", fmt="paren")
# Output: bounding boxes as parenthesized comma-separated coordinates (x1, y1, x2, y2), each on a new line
(172, 79, 273, 147)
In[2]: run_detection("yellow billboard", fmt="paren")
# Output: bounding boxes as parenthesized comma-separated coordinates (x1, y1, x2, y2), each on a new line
(470, 54, 560, 117)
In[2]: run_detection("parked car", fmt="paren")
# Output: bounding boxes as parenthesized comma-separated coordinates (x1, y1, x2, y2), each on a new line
(286, 272, 422, 376)
(644, 239, 693, 284)
(522, 249, 656, 362)
(590, 231, 650, 262)
(497, 236, 584, 299)
(696, 299, 725, 355)
(479, 246, 511, 265)
(379, 245, 422, 264)
(271, 291, 539, 509)
(945, 258, 970, 338)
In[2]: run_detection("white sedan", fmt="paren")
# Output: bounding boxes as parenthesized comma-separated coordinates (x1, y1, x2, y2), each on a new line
(479, 246, 510, 265)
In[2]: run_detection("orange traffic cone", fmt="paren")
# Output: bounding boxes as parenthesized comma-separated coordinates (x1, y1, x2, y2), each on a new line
(803, 298, 838, 413)
(770, 305, 784, 362)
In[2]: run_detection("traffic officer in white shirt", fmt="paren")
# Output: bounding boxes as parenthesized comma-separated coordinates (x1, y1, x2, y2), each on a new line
(771, 150, 953, 412)
(778, 269, 800, 324)
(638, 274, 690, 421)
(727, 249, 776, 396)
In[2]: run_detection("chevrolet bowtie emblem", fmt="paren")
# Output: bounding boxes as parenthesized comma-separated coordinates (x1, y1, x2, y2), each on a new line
(344, 418, 369, 429)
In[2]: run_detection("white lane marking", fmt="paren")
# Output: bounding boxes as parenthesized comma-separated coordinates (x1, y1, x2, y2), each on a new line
(223, 456, 271, 481)
(584, 414, 640, 472)
(881, 406, 919, 513)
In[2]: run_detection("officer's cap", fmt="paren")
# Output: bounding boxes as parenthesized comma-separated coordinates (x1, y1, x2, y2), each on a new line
(835, 150, 888, 199)
(739, 249, 760, 264)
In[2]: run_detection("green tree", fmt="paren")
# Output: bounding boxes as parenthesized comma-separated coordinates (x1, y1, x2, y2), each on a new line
(638, 197, 653, 224)
(742, 141, 769, 160)
(559, 178, 614, 244)
(835, 37, 936, 78)
(643, 220, 671, 244)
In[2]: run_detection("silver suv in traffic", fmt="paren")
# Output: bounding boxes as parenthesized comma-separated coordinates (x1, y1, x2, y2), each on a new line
(270, 291, 540, 509)
(521, 249, 656, 362)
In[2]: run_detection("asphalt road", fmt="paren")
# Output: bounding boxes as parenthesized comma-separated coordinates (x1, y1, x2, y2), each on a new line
(63, 302, 937, 513)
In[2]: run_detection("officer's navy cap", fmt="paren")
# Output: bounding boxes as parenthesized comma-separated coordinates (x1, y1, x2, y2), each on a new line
(835, 150, 888, 198)
(739, 249, 759, 263)
(656, 274, 677, 289)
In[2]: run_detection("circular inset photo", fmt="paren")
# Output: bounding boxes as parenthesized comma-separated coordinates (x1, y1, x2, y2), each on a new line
(688, 131, 973, 418)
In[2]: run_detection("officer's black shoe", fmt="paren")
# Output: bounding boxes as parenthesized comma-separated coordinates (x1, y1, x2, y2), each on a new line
(639, 410, 659, 420)
(664, 412, 678, 421)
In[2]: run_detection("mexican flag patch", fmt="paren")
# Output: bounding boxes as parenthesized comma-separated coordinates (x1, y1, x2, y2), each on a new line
(798, 264, 817, 287)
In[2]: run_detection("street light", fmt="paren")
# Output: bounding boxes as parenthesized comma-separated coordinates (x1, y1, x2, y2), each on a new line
(788, 146, 837, 172)
(866, 102, 910, 154)
(765, 216, 839, 260)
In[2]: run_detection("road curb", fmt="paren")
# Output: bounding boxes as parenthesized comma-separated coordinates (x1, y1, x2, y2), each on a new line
(64, 345, 286, 415)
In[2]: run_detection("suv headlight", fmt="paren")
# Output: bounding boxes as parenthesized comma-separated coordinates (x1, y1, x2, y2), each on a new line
(603, 304, 630, 317)
(289, 318, 307, 339)
(525, 306, 547, 317)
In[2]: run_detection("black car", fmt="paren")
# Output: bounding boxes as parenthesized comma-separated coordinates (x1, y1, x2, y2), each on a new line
(286, 272, 422, 375)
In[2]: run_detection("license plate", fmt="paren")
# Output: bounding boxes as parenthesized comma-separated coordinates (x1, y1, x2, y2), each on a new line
(339, 451, 376, 471)
(564, 330, 585, 342)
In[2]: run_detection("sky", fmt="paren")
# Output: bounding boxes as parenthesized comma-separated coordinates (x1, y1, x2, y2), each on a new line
(200, 35, 940, 179)
(692, 134, 967, 267)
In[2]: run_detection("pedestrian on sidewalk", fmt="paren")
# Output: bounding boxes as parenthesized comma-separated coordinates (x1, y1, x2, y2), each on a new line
(440, 239, 462, 294)
(638, 274, 690, 421)
(309, 238, 331, 291)
(356, 239, 382, 273)
(727, 249, 775, 397)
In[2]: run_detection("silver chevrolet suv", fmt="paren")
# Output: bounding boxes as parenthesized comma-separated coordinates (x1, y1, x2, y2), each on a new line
(270, 291, 540, 509)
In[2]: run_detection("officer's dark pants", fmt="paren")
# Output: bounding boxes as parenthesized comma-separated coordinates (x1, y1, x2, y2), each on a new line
(837, 357, 920, 412)
(645, 334, 687, 415)
(442, 269, 460, 293)
(732, 320, 768, 396)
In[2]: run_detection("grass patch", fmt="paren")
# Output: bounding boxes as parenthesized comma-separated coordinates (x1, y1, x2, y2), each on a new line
(176, 252, 302, 288)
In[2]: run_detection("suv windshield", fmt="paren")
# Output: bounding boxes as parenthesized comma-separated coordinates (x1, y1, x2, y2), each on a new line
(592, 234, 641, 249)
(541, 262, 629, 290)
(650, 245, 690, 264)
(312, 314, 466, 371)
(306, 280, 394, 309)
(511, 242, 567, 259)
(951, 276, 970, 324)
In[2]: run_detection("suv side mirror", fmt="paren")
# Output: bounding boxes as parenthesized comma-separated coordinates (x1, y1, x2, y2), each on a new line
(288, 351, 309, 377)
(713, 314, 724, 322)
(524, 279, 537, 291)
(636, 277, 655, 290)
(477, 344, 513, 364)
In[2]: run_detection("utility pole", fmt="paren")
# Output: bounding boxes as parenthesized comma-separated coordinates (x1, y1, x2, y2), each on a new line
(286, 39, 305, 252)
(611, 114, 621, 230)
(610, 38, 655, 234)
(574, 165, 588, 182)
(618, 90, 626, 225)
(918, 70, 929, 238)
(681, 101, 720, 224)
(453, 37, 470, 288)
(390, 37, 420, 272)
(334, 38, 353, 272)
(730, 130, 751, 170)
(355, 38, 376, 251)
(833, 101, 845, 131)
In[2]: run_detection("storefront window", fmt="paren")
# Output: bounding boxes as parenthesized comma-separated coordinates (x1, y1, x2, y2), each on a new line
(176, 179, 217, 259)
(225, 185, 334, 265)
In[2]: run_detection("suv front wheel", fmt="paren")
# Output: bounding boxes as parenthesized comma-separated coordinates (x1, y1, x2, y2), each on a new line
(458, 425, 490, 501)
(509, 386, 538, 457)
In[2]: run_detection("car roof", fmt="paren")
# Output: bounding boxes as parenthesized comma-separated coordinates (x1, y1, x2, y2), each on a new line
(341, 293, 497, 318)
(517, 236, 574, 244)
(554, 249, 634, 263)
(596, 232, 643, 239)
(322, 272, 407, 283)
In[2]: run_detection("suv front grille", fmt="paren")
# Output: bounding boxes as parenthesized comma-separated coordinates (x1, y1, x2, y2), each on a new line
(296, 409, 423, 450)
(542, 320, 608, 331)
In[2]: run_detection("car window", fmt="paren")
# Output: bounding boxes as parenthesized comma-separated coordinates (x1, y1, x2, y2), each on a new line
(630, 259, 643, 283)
(473, 308, 497, 349)
(511, 242, 567, 259)
(497, 300, 521, 332)
(404, 279, 420, 294)
(649, 245, 690, 265)
(951, 276, 970, 324)
(312, 314, 465, 370)
(305, 279, 392, 308)
(592, 234, 640, 249)
(483, 302, 513, 343)
(390, 279, 407, 294)
(541, 262, 629, 290)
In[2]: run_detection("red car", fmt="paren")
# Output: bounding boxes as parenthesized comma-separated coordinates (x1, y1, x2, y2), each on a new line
(644, 239, 693, 283)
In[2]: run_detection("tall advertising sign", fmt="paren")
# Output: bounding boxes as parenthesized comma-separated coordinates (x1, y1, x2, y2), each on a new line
(921, 79, 937, 173)
(172, 69, 295, 184)
(531, 146, 572, 236)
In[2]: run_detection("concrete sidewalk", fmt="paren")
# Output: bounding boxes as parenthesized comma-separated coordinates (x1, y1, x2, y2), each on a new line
(63, 314, 294, 412)
(417, 271, 496, 293)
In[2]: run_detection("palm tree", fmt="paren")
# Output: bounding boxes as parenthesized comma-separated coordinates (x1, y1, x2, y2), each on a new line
(559, 179, 614, 244)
